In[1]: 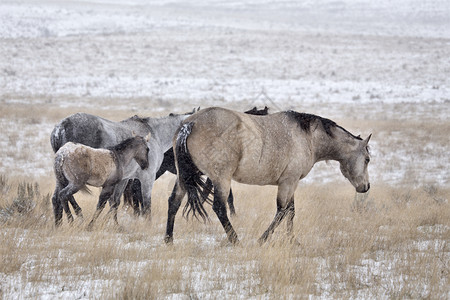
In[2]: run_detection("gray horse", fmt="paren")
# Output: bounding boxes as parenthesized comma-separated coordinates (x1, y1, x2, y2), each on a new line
(50, 110, 195, 219)
(165, 107, 371, 245)
(52, 135, 150, 227)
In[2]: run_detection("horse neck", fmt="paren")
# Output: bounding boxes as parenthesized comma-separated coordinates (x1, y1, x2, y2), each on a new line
(311, 127, 356, 163)
(146, 115, 188, 151)
(113, 144, 139, 169)
(120, 118, 151, 136)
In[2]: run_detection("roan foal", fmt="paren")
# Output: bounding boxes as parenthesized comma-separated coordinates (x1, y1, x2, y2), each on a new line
(52, 135, 150, 229)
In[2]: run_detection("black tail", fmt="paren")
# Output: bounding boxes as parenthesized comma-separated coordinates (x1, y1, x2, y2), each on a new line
(175, 122, 212, 221)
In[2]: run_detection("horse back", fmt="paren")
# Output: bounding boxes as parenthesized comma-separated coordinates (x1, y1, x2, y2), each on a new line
(51, 113, 108, 152)
(51, 113, 146, 152)
(183, 107, 297, 185)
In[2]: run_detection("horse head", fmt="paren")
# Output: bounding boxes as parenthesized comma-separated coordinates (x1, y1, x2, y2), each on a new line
(135, 134, 151, 170)
(339, 134, 371, 193)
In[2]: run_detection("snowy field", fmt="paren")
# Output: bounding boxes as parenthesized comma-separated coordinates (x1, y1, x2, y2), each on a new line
(0, 0, 449, 298)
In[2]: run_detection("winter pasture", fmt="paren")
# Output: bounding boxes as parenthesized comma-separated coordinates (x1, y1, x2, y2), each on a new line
(0, 0, 449, 298)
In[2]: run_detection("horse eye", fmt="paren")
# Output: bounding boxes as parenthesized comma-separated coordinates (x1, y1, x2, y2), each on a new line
(365, 157, 370, 164)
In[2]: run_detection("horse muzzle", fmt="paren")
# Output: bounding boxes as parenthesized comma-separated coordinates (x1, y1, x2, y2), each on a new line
(356, 183, 370, 193)
(140, 161, 149, 170)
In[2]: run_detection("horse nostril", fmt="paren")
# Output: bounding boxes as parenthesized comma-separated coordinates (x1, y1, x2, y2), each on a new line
(367, 183, 370, 191)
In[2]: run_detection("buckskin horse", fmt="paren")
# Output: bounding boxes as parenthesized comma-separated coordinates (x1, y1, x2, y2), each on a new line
(165, 107, 371, 245)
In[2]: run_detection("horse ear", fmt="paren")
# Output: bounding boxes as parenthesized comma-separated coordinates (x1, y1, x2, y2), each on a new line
(364, 134, 372, 145)
(145, 132, 151, 142)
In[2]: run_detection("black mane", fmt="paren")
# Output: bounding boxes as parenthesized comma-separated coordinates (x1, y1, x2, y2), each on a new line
(285, 110, 361, 140)
(121, 115, 153, 134)
(128, 115, 150, 124)
(245, 106, 269, 116)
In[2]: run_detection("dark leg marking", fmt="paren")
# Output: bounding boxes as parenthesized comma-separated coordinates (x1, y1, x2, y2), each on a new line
(212, 187, 238, 245)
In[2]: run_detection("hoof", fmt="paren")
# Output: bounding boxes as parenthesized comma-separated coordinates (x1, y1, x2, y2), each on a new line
(258, 235, 269, 246)
(115, 225, 126, 233)
(164, 235, 173, 245)
(289, 237, 301, 246)
(220, 239, 240, 247)
(86, 223, 94, 232)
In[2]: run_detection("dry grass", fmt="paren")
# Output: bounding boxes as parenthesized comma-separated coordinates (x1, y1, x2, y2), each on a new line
(0, 98, 449, 298)
(0, 90, 448, 299)
(0, 98, 448, 298)
(0, 175, 448, 298)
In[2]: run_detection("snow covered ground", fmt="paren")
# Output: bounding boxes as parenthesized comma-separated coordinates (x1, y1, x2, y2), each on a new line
(1, 0, 449, 186)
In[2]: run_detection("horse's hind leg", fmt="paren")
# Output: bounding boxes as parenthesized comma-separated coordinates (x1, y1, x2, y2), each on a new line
(68, 196, 83, 219)
(202, 178, 214, 202)
(58, 183, 82, 224)
(164, 180, 186, 244)
(52, 184, 63, 227)
(202, 178, 236, 216)
(204, 178, 235, 216)
(87, 185, 114, 230)
(227, 188, 236, 216)
(212, 181, 238, 245)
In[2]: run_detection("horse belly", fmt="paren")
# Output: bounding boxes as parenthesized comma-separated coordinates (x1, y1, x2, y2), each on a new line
(233, 157, 281, 185)
(86, 174, 109, 187)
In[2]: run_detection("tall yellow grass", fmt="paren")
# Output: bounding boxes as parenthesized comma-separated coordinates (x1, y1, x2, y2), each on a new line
(1, 100, 448, 298)
(1, 175, 448, 298)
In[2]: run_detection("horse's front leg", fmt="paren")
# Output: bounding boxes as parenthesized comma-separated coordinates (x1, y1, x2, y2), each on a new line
(286, 196, 295, 235)
(258, 181, 296, 244)
(87, 185, 114, 230)
(140, 174, 155, 219)
(122, 179, 134, 210)
(107, 180, 128, 227)
(131, 179, 143, 216)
